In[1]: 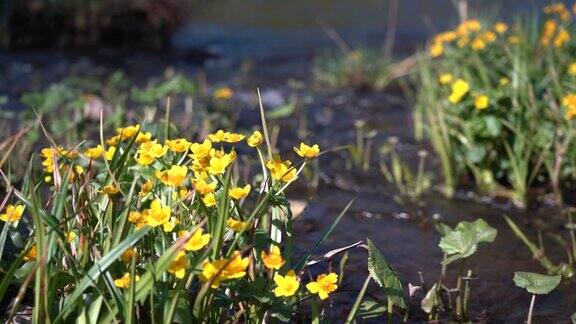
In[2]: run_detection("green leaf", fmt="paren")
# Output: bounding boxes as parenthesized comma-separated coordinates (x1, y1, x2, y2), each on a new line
(421, 283, 442, 314)
(367, 239, 406, 309)
(439, 218, 497, 265)
(56, 228, 151, 321)
(357, 299, 387, 319)
(513, 272, 561, 295)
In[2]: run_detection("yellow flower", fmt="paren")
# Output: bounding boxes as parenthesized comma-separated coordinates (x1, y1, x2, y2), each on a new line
(165, 138, 192, 153)
(494, 22, 508, 34)
(429, 42, 443, 58)
(23, 245, 37, 262)
(135, 140, 168, 165)
(274, 271, 300, 297)
(227, 218, 252, 232)
(84, 145, 104, 159)
(139, 179, 153, 197)
(213, 87, 234, 100)
(448, 79, 470, 104)
(499, 77, 510, 86)
(482, 31, 497, 43)
(203, 193, 217, 207)
(67, 231, 76, 243)
(266, 157, 297, 182)
(155, 165, 188, 187)
(508, 35, 520, 44)
(208, 130, 227, 142)
(193, 179, 216, 196)
(207, 154, 233, 175)
(116, 124, 140, 140)
(199, 251, 249, 288)
(74, 165, 84, 175)
(181, 228, 211, 251)
(114, 272, 140, 289)
(569, 62, 576, 76)
(189, 139, 212, 159)
(0, 204, 24, 223)
(135, 132, 152, 144)
(471, 37, 486, 51)
(229, 184, 251, 200)
(247, 130, 263, 147)
(162, 217, 179, 232)
(168, 251, 190, 279)
(474, 95, 489, 110)
(106, 135, 121, 146)
(261, 245, 285, 270)
(128, 211, 147, 229)
(100, 184, 120, 195)
(306, 273, 338, 300)
(438, 73, 453, 85)
(142, 199, 171, 227)
(225, 132, 245, 143)
(554, 28, 570, 48)
(103, 146, 116, 161)
(563, 94, 576, 120)
(294, 143, 320, 159)
(120, 248, 138, 263)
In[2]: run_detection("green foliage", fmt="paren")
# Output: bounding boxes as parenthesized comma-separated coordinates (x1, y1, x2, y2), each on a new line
(513, 271, 561, 295)
(439, 219, 497, 265)
(413, 12, 576, 206)
(367, 239, 406, 310)
(313, 48, 392, 90)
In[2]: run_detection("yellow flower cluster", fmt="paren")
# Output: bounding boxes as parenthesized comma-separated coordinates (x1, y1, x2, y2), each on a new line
(429, 19, 507, 57)
(200, 251, 250, 288)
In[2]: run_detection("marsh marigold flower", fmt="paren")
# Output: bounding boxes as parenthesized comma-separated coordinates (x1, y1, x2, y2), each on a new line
(199, 251, 249, 288)
(274, 271, 300, 297)
(471, 37, 486, 51)
(474, 95, 489, 110)
(227, 218, 251, 232)
(554, 28, 570, 48)
(114, 272, 140, 288)
(23, 245, 37, 262)
(120, 248, 138, 263)
(100, 184, 120, 195)
(448, 79, 470, 104)
(142, 199, 171, 227)
(139, 179, 153, 197)
(116, 124, 140, 140)
(181, 228, 211, 251)
(84, 145, 104, 159)
(189, 139, 212, 159)
(438, 73, 453, 85)
(500, 77, 510, 86)
(266, 157, 297, 182)
(306, 273, 338, 300)
(247, 130, 263, 147)
(104, 146, 116, 161)
(162, 217, 179, 232)
(207, 154, 234, 175)
(494, 22, 508, 34)
(193, 179, 216, 196)
(261, 245, 285, 270)
(156, 165, 188, 187)
(168, 251, 190, 279)
(165, 138, 191, 153)
(0, 204, 24, 223)
(429, 42, 443, 58)
(128, 211, 147, 229)
(135, 132, 152, 144)
(213, 87, 233, 101)
(294, 143, 320, 159)
(135, 140, 168, 165)
(229, 184, 251, 200)
(569, 62, 576, 76)
(563, 94, 576, 120)
(203, 193, 217, 207)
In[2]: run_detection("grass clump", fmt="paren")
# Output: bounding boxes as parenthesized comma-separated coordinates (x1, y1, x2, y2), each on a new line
(413, 3, 576, 207)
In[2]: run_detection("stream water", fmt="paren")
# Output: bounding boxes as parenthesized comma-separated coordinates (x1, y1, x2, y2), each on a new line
(1, 0, 574, 322)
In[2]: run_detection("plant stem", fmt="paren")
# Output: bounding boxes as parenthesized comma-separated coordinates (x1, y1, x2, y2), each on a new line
(387, 298, 394, 323)
(345, 275, 371, 324)
(311, 297, 320, 324)
(527, 294, 536, 324)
